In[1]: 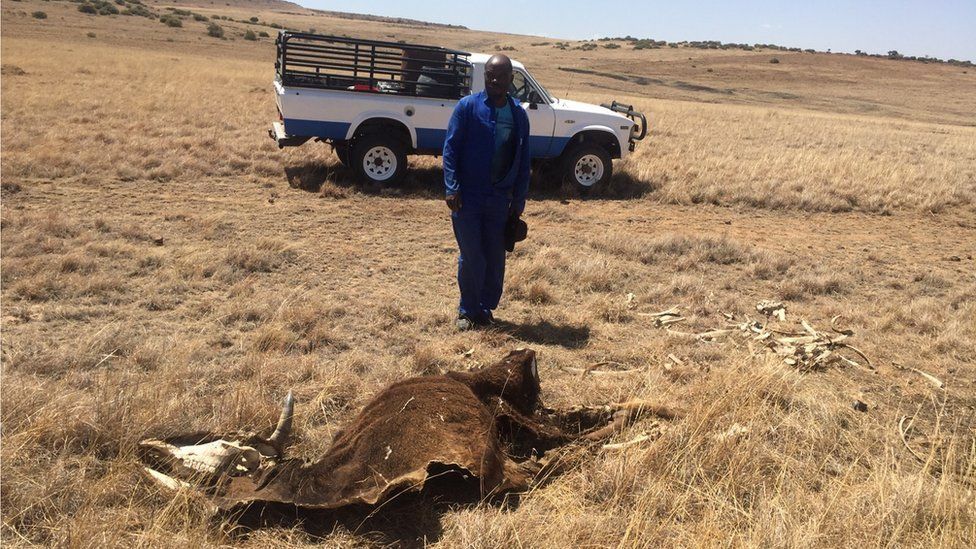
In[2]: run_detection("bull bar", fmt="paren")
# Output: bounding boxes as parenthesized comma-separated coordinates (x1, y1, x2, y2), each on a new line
(601, 100, 647, 151)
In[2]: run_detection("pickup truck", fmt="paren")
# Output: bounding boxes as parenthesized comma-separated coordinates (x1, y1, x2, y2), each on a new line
(268, 32, 647, 188)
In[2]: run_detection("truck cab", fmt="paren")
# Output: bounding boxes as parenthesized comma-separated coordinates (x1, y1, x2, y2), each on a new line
(269, 32, 646, 188)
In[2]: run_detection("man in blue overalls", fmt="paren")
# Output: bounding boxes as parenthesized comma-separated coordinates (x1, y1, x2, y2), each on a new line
(443, 54, 531, 330)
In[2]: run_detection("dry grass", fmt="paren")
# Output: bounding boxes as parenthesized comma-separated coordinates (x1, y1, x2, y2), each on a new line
(610, 99, 976, 213)
(2, 1, 975, 547)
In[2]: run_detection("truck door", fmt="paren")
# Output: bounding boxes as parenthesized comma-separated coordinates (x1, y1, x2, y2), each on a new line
(510, 70, 555, 158)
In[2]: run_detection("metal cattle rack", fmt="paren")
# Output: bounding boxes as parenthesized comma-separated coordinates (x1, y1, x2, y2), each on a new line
(275, 32, 472, 99)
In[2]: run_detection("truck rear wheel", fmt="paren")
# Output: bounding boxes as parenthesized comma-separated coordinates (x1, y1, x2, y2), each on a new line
(351, 134, 407, 185)
(561, 144, 612, 189)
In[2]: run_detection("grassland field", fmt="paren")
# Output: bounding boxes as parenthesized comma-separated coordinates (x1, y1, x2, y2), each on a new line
(1, 1, 974, 547)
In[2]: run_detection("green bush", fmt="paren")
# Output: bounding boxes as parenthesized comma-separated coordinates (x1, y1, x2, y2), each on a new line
(243, 29, 257, 41)
(97, 3, 118, 15)
(78, 3, 97, 14)
(160, 14, 181, 27)
(87, 31, 96, 38)
(249, 16, 258, 23)
(207, 22, 224, 38)
(121, 5, 152, 17)
(602, 43, 620, 49)
(32, 10, 47, 18)
(193, 13, 207, 21)
(258, 30, 269, 37)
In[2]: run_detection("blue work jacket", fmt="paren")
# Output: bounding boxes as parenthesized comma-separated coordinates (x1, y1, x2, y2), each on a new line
(443, 91, 531, 215)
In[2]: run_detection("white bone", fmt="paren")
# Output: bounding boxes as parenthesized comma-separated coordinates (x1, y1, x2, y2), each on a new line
(164, 440, 261, 476)
(144, 467, 190, 491)
(602, 434, 651, 450)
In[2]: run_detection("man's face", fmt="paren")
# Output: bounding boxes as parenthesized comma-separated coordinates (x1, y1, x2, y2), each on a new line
(484, 60, 513, 102)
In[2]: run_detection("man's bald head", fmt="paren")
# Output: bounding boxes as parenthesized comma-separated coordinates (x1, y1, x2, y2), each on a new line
(484, 54, 514, 105)
(486, 54, 513, 71)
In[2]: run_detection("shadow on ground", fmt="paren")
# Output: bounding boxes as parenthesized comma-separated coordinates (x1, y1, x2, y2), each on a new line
(284, 163, 445, 199)
(282, 160, 656, 202)
(491, 318, 591, 349)
(221, 467, 519, 547)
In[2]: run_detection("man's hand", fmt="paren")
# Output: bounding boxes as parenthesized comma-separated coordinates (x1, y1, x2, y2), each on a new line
(446, 194, 462, 212)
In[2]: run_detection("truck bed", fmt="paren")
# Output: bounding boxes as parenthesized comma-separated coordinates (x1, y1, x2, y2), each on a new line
(276, 32, 472, 100)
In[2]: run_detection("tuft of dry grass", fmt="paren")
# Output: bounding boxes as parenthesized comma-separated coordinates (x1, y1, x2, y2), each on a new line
(779, 272, 848, 300)
(225, 238, 296, 274)
(592, 232, 766, 268)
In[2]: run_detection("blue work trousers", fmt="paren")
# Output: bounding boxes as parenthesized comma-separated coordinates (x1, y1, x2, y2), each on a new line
(451, 194, 510, 319)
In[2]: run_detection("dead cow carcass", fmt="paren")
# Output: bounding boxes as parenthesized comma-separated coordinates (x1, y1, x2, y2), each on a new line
(139, 349, 672, 513)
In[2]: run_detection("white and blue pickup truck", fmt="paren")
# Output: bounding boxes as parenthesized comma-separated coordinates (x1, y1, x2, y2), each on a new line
(268, 32, 647, 188)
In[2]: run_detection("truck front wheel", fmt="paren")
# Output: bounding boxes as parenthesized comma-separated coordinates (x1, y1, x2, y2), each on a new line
(351, 133, 407, 185)
(561, 144, 612, 189)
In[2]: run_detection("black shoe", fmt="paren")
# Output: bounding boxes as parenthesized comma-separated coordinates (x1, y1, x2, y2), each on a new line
(456, 314, 477, 331)
(474, 311, 495, 326)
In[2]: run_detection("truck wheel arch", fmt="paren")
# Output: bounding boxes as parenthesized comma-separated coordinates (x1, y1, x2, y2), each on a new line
(561, 128, 622, 159)
(346, 115, 416, 150)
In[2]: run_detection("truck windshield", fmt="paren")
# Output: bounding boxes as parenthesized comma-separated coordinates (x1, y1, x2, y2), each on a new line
(510, 70, 554, 104)
(523, 71, 554, 103)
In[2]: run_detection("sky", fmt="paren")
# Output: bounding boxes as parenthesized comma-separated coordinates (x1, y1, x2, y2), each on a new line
(295, 0, 976, 61)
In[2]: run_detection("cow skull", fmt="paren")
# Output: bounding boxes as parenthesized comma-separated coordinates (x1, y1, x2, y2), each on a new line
(138, 391, 294, 489)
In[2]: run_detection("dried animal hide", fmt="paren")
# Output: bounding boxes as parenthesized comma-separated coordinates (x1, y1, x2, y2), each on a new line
(138, 349, 668, 513)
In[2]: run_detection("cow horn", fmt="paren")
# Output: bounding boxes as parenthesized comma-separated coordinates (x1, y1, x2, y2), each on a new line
(268, 390, 294, 448)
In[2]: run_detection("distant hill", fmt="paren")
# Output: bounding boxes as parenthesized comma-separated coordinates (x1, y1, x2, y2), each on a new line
(301, 8, 467, 29)
(159, 0, 466, 28)
(160, 0, 304, 10)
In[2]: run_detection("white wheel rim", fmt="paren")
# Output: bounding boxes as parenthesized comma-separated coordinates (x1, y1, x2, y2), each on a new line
(574, 154, 604, 187)
(362, 146, 397, 181)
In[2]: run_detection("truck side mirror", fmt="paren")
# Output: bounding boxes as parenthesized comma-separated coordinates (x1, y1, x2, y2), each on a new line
(528, 90, 542, 109)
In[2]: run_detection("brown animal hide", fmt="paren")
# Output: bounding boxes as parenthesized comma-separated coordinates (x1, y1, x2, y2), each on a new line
(138, 349, 666, 514)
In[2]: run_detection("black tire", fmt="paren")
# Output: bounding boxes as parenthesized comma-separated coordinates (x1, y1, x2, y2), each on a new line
(560, 143, 612, 189)
(332, 141, 350, 167)
(350, 132, 408, 185)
